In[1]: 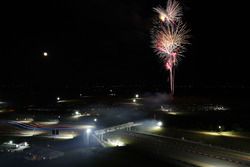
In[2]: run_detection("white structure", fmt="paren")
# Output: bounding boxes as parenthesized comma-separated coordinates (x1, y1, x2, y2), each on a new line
(94, 122, 141, 146)
(1, 141, 30, 152)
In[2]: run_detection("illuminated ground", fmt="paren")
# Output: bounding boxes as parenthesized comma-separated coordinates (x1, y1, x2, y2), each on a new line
(1, 94, 250, 166)
(149, 127, 250, 153)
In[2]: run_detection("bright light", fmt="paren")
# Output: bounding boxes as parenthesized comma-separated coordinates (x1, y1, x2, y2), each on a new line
(197, 131, 245, 138)
(44, 134, 77, 140)
(73, 125, 95, 129)
(159, 14, 165, 21)
(94, 118, 97, 122)
(199, 131, 221, 136)
(9, 140, 13, 144)
(168, 111, 177, 115)
(36, 120, 59, 125)
(135, 94, 139, 98)
(133, 99, 136, 103)
(72, 111, 82, 118)
(16, 118, 34, 123)
(108, 139, 125, 147)
(157, 121, 163, 127)
(43, 52, 48, 57)
(24, 142, 28, 146)
(7, 130, 45, 137)
(218, 125, 221, 129)
(86, 128, 92, 134)
(57, 97, 60, 101)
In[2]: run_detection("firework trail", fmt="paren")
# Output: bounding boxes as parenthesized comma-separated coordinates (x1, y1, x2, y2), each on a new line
(152, 0, 190, 95)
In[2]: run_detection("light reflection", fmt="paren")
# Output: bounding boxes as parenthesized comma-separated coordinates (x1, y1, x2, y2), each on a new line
(43, 133, 78, 140)
(15, 118, 34, 123)
(197, 131, 250, 138)
(107, 139, 125, 147)
(36, 120, 59, 125)
(9, 130, 46, 137)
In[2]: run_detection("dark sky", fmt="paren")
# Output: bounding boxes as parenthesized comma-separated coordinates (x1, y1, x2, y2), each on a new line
(0, 0, 249, 88)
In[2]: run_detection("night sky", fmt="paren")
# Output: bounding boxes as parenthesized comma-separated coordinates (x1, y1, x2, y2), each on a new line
(0, 0, 249, 88)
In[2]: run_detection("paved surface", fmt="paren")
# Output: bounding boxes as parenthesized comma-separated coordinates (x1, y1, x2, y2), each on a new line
(118, 131, 250, 167)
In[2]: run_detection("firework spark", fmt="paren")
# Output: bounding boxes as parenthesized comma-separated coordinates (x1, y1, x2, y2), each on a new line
(154, 0, 182, 24)
(152, 23, 190, 63)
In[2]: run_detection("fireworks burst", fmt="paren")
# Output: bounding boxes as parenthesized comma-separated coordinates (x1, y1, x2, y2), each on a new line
(151, 0, 190, 95)
(154, 0, 183, 23)
(152, 23, 190, 62)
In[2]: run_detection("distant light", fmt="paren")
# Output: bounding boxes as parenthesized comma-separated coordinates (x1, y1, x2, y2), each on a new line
(80, 93, 82, 96)
(9, 140, 13, 144)
(58, 115, 61, 119)
(218, 125, 221, 129)
(94, 118, 97, 122)
(75, 111, 80, 115)
(43, 52, 48, 57)
(86, 128, 92, 134)
(57, 97, 60, 101)
(135, 94, 139, 98)
(157, 121, 163, 127)
(133, 99, 136, 103)
(24, 142, 28, 146)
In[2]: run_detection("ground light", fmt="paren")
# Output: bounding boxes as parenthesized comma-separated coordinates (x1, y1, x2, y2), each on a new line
(86, 128, 92, 134)
(107, 139, 125, 147)
(43, 52, 48, 57)
(157, 121, 163, 127)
